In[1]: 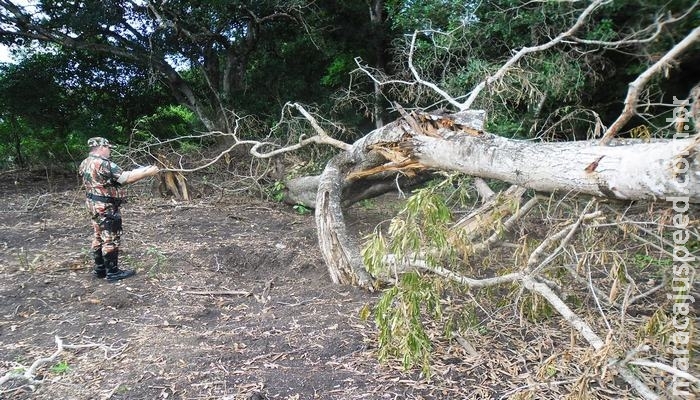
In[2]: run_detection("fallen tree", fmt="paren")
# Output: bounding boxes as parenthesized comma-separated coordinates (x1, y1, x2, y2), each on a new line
(104, 2, 700, 398)
(303, 104, 699, 397)
(311, 106, 699, 286)
(284, 5, 700, 398)
(285, 6, 700, 289)
(2, 0, 698, 398)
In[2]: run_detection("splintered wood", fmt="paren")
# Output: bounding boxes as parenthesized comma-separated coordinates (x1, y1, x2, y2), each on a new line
(347, 110, 484, 181)
(347, 138, 425, 180)
(156, 153, 191, 201)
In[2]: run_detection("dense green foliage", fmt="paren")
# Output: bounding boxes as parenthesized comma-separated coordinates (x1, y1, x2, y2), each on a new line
(0, 51, 174, 168)
(0, 0, 394, 166)
(0, 0, 698, 166)
(383, 0, 699, 139)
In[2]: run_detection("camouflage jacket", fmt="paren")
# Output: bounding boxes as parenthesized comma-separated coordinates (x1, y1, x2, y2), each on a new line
(78, 155, 126, 199)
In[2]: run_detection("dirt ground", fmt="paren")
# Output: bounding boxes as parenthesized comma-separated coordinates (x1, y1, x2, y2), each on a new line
(1, 171, 697, 400)
(0, 170, 466, 400)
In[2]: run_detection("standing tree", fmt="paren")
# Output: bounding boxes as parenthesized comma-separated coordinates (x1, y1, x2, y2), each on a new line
(0, 0, 331, 132)
(0, 50, 171, 168)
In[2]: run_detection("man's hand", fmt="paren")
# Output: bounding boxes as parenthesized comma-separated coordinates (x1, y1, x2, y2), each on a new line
(141, 165, 160, 177)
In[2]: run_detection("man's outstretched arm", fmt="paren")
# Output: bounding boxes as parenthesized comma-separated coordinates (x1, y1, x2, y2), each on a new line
(117, 165, 159, 185)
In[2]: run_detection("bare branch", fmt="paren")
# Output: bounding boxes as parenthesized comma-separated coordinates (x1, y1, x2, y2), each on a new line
(382, 253, 659, 399)
(461, 0, 609, 109)
(627, 360, 700, 384)
(0, 336, 122, 391)
(470, 195, 541, 253)
(118, 102, 352, 175)
(382, 255, 522, 287)
(354, 0, 608, 112)
(353, 56, 417, 90)
(472, 178, 496, 201)
(526, 200, 599, 272)
(405, 31, 465, 110)
(250, 103, 352, 158)
(599, 26, 700, 145)
(570, 3, 698, 47)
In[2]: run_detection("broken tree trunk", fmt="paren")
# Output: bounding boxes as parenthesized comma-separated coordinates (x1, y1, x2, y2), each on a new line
(382, 110, 699, 202)
(315, 152, 374, 288)
(284, 172, 435, 209)
(314, 109, 699, 287)
(155, 153, 191, 201)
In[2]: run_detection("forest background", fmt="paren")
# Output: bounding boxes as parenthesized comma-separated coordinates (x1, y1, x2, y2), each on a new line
(1, 0, 697, 171)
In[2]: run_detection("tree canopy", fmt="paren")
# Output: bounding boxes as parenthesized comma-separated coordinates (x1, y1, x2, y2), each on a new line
(0, 0, 696, 167)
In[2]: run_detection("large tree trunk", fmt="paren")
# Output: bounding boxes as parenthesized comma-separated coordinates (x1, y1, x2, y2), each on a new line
(313, 109, 699, 288)
(376, 110, 699, 202)
(284, 172, 435, 209)
(414, 131, 698, 202)
(315, 153, 374, 288)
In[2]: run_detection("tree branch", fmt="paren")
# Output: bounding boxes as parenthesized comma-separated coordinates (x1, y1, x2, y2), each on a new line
(378, 201, 660, 399)
(599, 26, 700, 145)
(570, 3, 698, 47)
(461, 0, 609, 109)
(627, 360, 700, 385)
(0, 336, 122, 391)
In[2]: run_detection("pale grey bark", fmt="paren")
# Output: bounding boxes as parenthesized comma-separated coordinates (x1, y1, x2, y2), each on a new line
(310, 108, 699, 289)
(315, 153, 373, 288)
(295, 109, 699, 206)
(412, 129, 699, 202)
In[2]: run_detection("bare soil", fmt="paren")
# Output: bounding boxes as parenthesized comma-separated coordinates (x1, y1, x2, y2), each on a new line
(1, 171, 697, 400)
(0, 170, 460, 400)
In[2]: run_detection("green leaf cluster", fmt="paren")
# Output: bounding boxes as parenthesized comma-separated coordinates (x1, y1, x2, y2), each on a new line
(363, 177, 472, 277)
(374, 272, 442, 376)
(363, 177, 476, 374)
(363, 184, 454, 277)
(384, 0, 699, 140)
(1, 0, 697, 169)
(0, 51, 173, 168)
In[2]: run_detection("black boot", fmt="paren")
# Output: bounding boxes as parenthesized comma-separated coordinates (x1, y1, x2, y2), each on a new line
(104, 250, 135, 282)
(92, 248, 106, 278)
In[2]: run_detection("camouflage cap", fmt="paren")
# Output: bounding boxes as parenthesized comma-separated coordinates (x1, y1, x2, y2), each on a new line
(87, 137, 114, 148)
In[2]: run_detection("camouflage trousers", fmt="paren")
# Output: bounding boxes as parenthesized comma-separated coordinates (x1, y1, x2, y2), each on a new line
(86, 200, 123, 256)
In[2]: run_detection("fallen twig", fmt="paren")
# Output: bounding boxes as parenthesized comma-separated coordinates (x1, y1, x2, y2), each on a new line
(471, 195, 541, 253)
(451, 331, 478, 358)
(0, 336, 116, 392)
(627, 360, 699, 384)
(182, 290, 252, 296)
(101, 381, 124, 400)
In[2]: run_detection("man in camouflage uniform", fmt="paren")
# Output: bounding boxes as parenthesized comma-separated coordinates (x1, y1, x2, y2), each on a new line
(79, 137, 159, 281)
